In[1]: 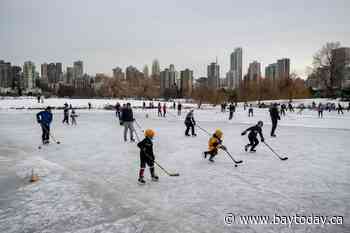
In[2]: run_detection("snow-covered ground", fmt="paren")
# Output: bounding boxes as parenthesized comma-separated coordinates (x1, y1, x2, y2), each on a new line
(0, 98, 350, 233)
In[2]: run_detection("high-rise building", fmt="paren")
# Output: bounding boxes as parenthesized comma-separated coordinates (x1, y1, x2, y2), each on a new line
(113, 67, 125, 80)
(276, 58, 290, 79)
(11, 66, 22, 91)
(0, 60, 12, 89)
(247, 61, 261, 82)
(160, 65, 177, 96)
(207, 62, 220, 89)
(23, 61, 36, 90)
(126, 66, 143, 85)
(228, 47, 243, 89)
(47, 63, 57, 84)
(41, 63, 48, 82)
(265, 63, 277, 81)
(66, 67, 74, 84)
(180, 69, 193, 97)
(151, 59, 160, 76)
(73, 60, 84, 79)
(56, 62, 63, 82)
(143, 65, 149, 78)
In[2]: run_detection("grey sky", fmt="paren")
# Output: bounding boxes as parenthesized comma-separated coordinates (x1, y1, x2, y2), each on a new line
(1, 0, 349, 78)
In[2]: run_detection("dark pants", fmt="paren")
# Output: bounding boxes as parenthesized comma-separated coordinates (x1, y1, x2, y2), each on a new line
(248, 135, 259, 150)
(248, 109, 253, 117)
(41, 124, 50, 143)
(63, 115, 69, 124)
(271, 119, 278, 136)
(318, 111, 323, 118)
(158, 110, 162, 117)
(338, 109, 343, 114)
(229, 111, 233, 120)
(185, 123, 195, 135)
(139, 153, 155, 178)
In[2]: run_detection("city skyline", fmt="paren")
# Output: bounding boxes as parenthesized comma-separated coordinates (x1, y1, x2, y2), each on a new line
(1, 0, 349, 78)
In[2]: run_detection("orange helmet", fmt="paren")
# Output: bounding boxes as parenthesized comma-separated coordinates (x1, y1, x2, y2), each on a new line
(215, 129, 223, 138)
(144, 129, 155, 138)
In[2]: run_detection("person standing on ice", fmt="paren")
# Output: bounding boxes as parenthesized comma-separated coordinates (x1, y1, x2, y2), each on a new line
(62, 103, 69, 125)
(318, 103, 324, 118)
(137, 129, 159, 184)
(157, 102, 162, 117)
(115, 102, 121, 119)
(70, 109, 78, 126)
(184, 109, 196, 136)
(337, 103, 344, 115)
(203, 129, 226, 162)
(229, 103, 235, 120)
(269, 103, 280, 137)
(248, 104, 254, 117)
(288, 101, 294, 112)
(88, 102, 92, 110)
(177, 102, 182, 115)
(163, 103, 167, 117)
(280, 104, 286, 116)
(241, 121, 265, 152)
(36, 106, 53, 144)
(121, 103, 135, 142)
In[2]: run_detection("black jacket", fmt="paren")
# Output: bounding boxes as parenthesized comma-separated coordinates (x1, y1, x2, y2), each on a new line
(185, 112, 195, 125)
(269, 106, 280, 121)
(245, 125, 264, 140)
(121, 107, 134, 122)
(137, 137, 154, 159)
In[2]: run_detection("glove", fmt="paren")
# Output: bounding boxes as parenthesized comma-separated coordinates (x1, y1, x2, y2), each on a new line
(37, 119, 41, 124)
(241, 131, 246, 136)
(221, 145, 227, 151)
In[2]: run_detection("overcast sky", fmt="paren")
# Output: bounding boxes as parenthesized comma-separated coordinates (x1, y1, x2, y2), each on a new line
(1, 0, 349, 78)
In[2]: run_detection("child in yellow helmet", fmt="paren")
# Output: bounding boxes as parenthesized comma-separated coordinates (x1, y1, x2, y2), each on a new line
(203, 129, 226, 162)
(137, 129, 158, 184)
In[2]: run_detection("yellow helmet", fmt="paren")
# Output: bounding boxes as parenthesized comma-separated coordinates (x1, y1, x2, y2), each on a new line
(144, 129, 155, 138)
(215, 129, 223, 138)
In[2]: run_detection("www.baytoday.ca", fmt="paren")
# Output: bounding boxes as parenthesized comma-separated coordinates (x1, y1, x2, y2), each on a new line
(224, 213, 343, 227)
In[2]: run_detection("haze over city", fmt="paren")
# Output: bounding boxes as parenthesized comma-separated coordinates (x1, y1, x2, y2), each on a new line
(1, 0, 349, 78)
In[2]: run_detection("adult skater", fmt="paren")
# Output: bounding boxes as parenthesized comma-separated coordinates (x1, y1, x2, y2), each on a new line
(36, 106, 53, 144)
(269, 103, 280, 137)
(177, 102, 182, 116)
(337, 103, 344, 115)
(229, 103, 235, 120)
(184, 109, 196, 136)
(137, 129, 158, 184)
(244, 102, 248, 111)
(163, 103, 167, 117)
(280, 104, 286, 116)
(157, 102, 162, 117)
(62, 103, 69, 125)
(115, 102, 121, 119)
(348, 102, 350, 112)
(143, 102, 146, 110)
(241, 121, 265, 152)
(288, 101, 294, 112)
(248, 104, 254, 117)
(88, 102, 92, 110)
(318, 103, 324, 118)
(203, 129, 225, 162)
(121, 103, 135, 142)
(70, 109, 78, 126)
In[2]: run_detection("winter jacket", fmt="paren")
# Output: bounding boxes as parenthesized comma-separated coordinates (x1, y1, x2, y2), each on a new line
(121, 107, 134, 122)
(269, 106, 280, 121)
(244, 125, 264, 141)
(208, 135, 222, 151)
(37, 110, 53, 126)
(137, 137, 154, 159)
(184, 112, 195, 125)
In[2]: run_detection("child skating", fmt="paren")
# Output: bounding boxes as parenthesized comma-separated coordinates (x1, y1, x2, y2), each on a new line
(241, 121, 265, 152)
(137, 129, 159, 184)
(203, 129, 226, 162)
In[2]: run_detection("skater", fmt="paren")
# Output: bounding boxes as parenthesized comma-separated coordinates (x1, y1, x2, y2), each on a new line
(88, 102, 92, 110)
(248, 104, 254, 117)
(70, 109, 78, 126)
(288, 101, 294, 112)
(177, 102, 182, 116)
(62, 103, 69, 125)
(115, 102, 121, 119)
(241, 121, 265, 152)
(244, 102, 248, 111)
(163, 103, 167, 117)
(337, 103, 344, 115)
(229, 103, 235, 120)
(298, 104, 305, 114)
(37, 95, 41, 103)
(348, 102, 350, 112)
(318, 103, 324, 118)
(121, 103, 135, 142)
(203, 129, 226, 162)
(36, 106, 53, 144)
(143, 101, 146, 110)
(269, 103, 280, 137)
(173, 102, 176, 109)
(157, 102, 162, 117)
(184, 109, 196, 136)
(280, 104, 286, 116)
(137, 129, 159, 184)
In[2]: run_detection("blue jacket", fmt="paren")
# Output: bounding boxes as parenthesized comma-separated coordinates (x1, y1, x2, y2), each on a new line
(37, 110, 53, 126)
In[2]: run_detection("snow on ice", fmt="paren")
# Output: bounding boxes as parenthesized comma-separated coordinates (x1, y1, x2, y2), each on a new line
(0, 97, 349, 233)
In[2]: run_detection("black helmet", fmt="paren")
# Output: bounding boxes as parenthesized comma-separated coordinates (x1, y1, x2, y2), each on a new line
(46, 106, 51, 111)
(257, 121, 263, 127)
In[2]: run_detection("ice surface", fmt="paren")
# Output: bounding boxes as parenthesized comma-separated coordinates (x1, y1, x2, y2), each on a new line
(0, 98, 349, 233)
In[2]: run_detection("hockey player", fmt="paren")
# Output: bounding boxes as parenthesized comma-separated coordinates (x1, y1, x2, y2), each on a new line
(203, 129, 226, 162)
(184, 109, 196, 136)
(163, 103, 167, 117)
(337, 103, 344, 115)
(137, 129, 159, 184)
(229, 103, 235, 120)
(62, 103, 69, 125)
(121, 103, 135, 142)
(248, 104, 254, 117)
(269, 103, 280, 137)
(70, 109, 78, 126)
(241, 121, 265, 152)
(177, 102, 182, 116)
(318, 103, 324, 118)
(36, 106, 53, 144)
(158, 102, 162, 117)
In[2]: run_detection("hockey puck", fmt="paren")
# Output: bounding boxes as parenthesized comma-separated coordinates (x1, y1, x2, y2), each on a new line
(234, 164, 238, 167)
